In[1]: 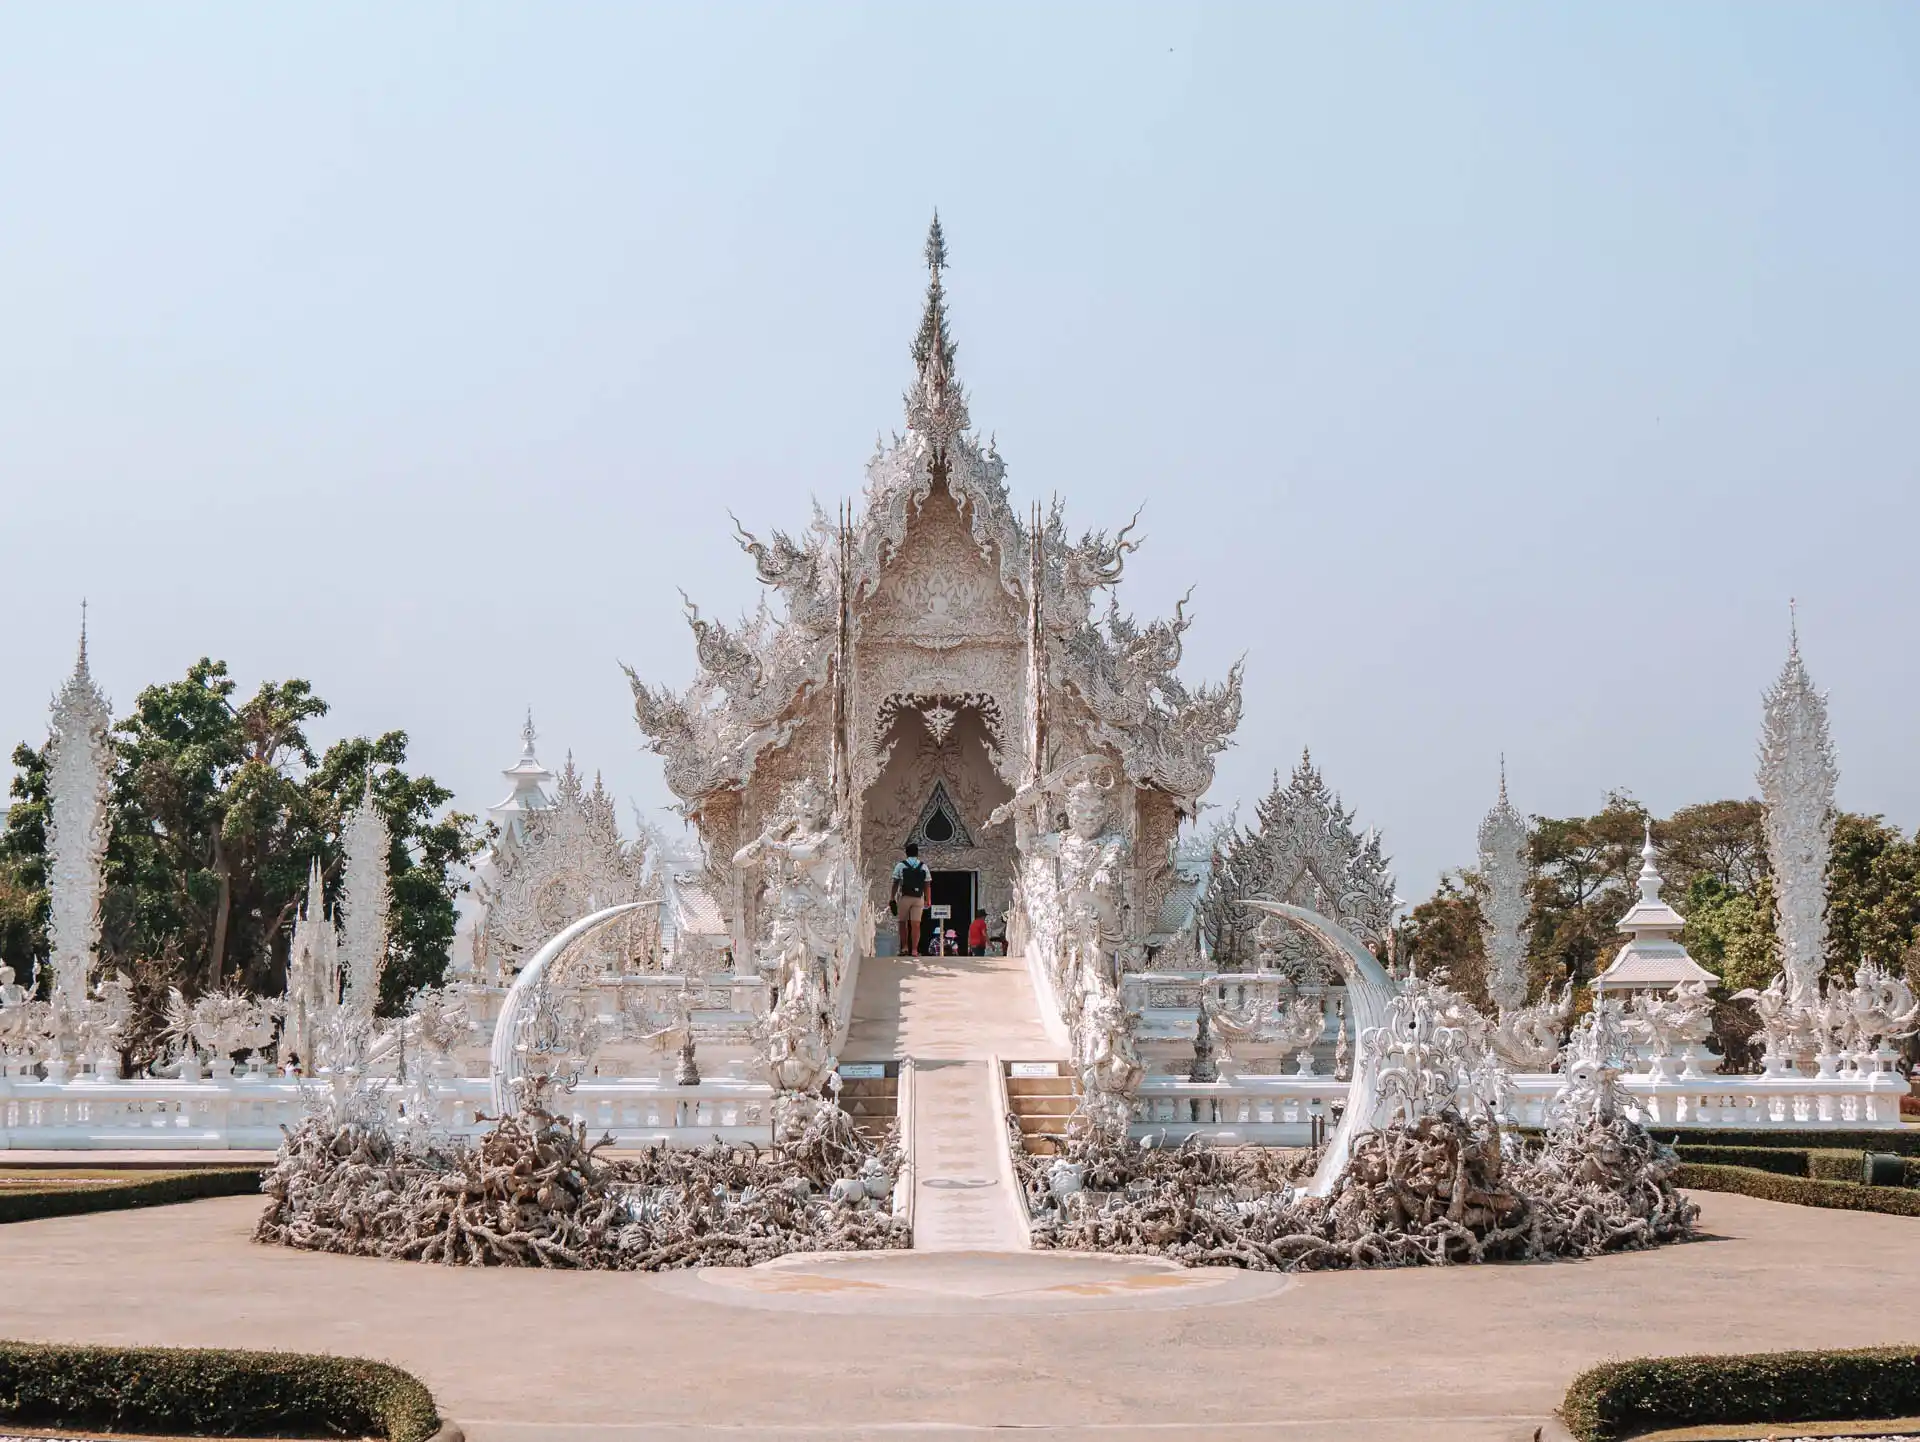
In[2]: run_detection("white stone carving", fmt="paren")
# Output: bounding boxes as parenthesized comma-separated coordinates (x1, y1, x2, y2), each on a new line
(1358, 974, 1508, 1130)
(919, 700, 957, 745)
(1206, 751, 1396, 974)
(1548, 997, 1637, 1128)
(1757, 611, 1838, 1007)
(337, 782, 391, 1021)
(1489, 980, 1573, 1071)
(284, 857, 338, 1070)
(734, 779, 861, 1094)
(1627, 980, 1716, 1080)
(995, 758, 1141, 1138)
(165, 988, 283, 1073)
(476, 756, 658, 981)
(1477, 764, 1532, 1014)
(44, 620, 113, 1013)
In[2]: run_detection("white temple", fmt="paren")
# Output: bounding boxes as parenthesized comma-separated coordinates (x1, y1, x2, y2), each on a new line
(628, 217, 1242, 978)
(1, 238, 1912, 1158)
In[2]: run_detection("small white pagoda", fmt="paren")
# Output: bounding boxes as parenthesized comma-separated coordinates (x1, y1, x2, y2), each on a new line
(1592, 824, 1715, 997)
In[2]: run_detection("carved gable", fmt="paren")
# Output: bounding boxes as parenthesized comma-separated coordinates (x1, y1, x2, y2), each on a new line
(859, 479, 1022, 649)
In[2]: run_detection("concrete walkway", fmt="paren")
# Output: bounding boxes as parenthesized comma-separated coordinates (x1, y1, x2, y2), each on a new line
(4, 1190, 1920, 1440)
(843, 953, 1060, 1251)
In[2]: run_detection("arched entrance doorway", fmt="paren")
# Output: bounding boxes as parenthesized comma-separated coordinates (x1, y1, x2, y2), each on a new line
(860, 695, 1014, 956)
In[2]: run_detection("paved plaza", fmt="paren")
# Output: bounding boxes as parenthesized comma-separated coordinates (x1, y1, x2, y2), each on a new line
(1, 1188, 1916, 1442)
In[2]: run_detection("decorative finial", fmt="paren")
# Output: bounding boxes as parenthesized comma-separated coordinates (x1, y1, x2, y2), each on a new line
(1637, 820, 1662, 902)
(78, 599, 89, 669)
(520, 707, 538, 758)
(913, 213, 956, 384)
(1788, 597, 1799, 655)
(925, 211, 946, 275)
(1498, 752, 1508, 806)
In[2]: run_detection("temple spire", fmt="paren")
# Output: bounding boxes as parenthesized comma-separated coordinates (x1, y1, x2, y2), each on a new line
(913, 212, 954, 386)
(905, 213, 970, 447)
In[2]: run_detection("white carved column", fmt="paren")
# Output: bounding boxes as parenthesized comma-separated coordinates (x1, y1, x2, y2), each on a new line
(45, 621, 113, 1013)
(1758, 611, 1838, 1008)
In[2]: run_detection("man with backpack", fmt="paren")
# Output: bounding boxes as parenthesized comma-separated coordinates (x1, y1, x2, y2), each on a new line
(890, 842, 929, 956)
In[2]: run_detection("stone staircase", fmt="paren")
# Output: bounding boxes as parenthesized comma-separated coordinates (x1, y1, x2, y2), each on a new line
(833, 1065, 899, 1144)
(842, 952, 1063, 1251)
(1004, 1066, 1078, 1155)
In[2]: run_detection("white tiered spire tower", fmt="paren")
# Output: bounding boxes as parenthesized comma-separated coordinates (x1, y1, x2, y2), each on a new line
(1476, 760, 1532, 1014)
(490, 709, 555, 838)
(1757, 604, 1838, 1007)
(44, 608, 114, 1012)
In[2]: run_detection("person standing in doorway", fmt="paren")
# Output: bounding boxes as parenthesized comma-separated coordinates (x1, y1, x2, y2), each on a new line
(890, 843, 928, 956)
(968, 907, 989, 957)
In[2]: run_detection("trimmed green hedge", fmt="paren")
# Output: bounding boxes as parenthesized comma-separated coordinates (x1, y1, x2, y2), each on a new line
(1659, 1127, 1920, 1156)
(1677, 1161, 1920, 1215)
(1674, 1145, 1920, 1186)
(1674, 1144, 1810, 1176)
(0, 1167, 263, 1224)
(0, 1341, 442, 1440)
(1561, 1346, 1920, 1442)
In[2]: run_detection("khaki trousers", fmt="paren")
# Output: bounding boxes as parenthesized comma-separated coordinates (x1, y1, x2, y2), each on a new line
(897, 895, 925, 955)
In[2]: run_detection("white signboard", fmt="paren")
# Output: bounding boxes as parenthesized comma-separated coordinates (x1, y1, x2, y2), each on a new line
(1009, 1062, 1059, 1079)
(928, 904, 952, 920)
(837, 1063, 886, 1080)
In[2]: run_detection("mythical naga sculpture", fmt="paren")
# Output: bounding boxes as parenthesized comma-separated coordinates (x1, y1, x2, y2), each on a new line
(1841, 961, 1920, 1056)
(1212, 988, 1327, 1074)
(1628, 979, 1715, 1078)
(1547, 998, 1637, 1129)
(1489, 980, 1574, 1071)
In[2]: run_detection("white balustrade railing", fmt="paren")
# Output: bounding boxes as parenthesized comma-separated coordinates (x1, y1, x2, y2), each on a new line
(1125, 1063, 1909, 1146)
(0, 1072, 779, 1152)
(1132, 1075, 1348, 1144)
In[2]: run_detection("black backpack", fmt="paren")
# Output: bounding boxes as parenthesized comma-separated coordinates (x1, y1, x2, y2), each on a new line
(898, 859, 927, 896)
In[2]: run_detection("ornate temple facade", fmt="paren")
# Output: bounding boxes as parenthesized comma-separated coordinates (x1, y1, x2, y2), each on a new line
(629, 221, 1243, 968)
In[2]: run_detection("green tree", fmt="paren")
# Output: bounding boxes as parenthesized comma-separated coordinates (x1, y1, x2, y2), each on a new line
(1680, 873, 1777, 994)
(1527, 792, 1648, 990)
(1659, 799, 1767, 894)
(2, 660, 483, 1026)
(1398, 871, 1491, 1011)
(0, 743, 50, 976)
(1825, 813, 1920, 984)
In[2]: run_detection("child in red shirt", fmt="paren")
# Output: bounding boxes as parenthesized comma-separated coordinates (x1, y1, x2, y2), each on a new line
(967, 909, 989, 956)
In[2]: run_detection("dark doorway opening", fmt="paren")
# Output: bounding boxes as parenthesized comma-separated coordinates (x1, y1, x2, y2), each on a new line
(925, 869, 977, 954)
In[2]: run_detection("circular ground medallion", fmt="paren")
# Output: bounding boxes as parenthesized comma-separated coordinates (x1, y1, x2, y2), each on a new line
(653, 1248, 1294, 1316)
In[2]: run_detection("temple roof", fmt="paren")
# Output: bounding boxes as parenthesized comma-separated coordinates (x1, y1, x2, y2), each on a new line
(627, 218, 1241, 815)
(1595, 824, 1715, 991)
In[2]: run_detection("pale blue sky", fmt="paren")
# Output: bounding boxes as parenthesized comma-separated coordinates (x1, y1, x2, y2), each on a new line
(2, 3, 1915, 896)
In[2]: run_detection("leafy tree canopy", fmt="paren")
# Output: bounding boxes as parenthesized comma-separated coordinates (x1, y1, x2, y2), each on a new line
(1399, 789, 1920, 1010)
(0, 659, 484, 1026)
